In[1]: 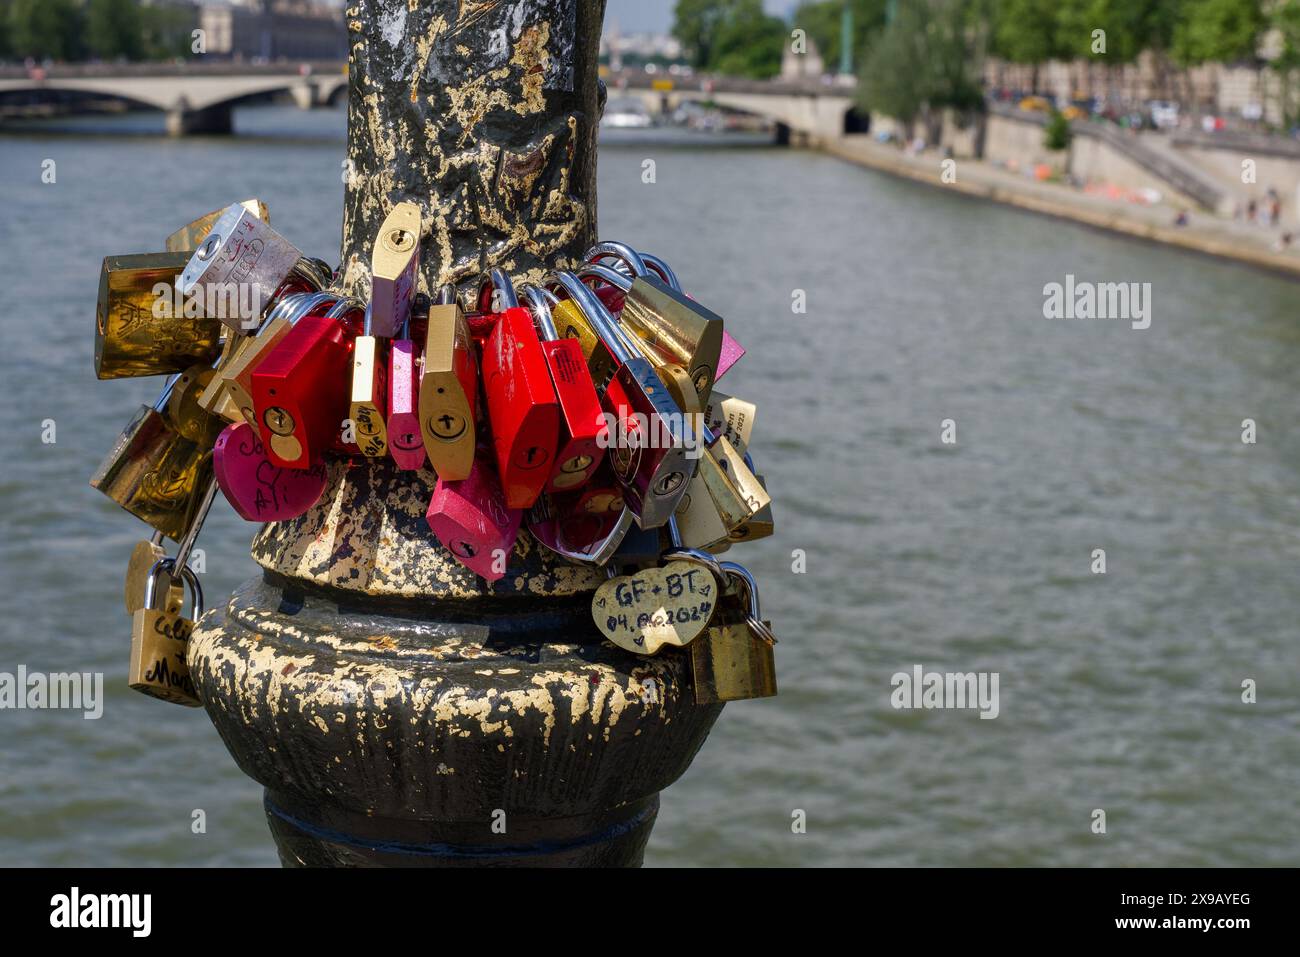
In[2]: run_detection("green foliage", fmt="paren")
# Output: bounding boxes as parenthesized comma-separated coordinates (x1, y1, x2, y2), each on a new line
(1171, 0, 1263, 67)
(858, 0, 986, 124)
(672, 0, 788, 78)
(86, 0, 143, 61)
(992, 0, 1063, 64)
(7, 0, 81, 61)
(792, 0, 890, 72)
(1044, 108, 1071, 149)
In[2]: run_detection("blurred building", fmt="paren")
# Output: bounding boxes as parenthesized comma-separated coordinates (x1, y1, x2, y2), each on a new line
(781, 36, 825, 81)
(199, 0, 346, 62)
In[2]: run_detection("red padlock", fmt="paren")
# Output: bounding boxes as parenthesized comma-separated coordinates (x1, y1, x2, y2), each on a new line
(251, 297, 357, 469)
(549, 271, 695, 529)
(426, 446, 522, 582)
(478, 270, 559, 510)
(519, 284, 606, 493)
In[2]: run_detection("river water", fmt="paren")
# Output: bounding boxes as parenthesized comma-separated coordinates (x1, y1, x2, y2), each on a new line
(1, 105, 1297, 866)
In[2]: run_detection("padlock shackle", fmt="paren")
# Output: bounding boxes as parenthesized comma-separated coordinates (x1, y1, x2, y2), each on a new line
(172, 472, 218, 579)
(476, 269, 520, 312)
(576, 263, 632, 294)
(584, 241, 648, 277)
(436, 283, 457, 307)
(519, 285, 560, 342)
(153, 373, 183, 413)
(717, 561, 775, 644)
(550, 271, 637, 365)
(143, 557, 205, 619)
(639, 253, 681, 291)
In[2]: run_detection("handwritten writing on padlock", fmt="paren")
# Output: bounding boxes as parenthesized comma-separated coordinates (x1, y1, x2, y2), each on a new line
(591, 560, 715, 654)
(213, 422, 328, 521)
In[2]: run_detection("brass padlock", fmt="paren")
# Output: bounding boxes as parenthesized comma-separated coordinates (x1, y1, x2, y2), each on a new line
(419, 285, 478, 481)
(585, 241, 723, 403)
(694, 424, 768, 532)
(129, 558, 204, 707)
(578, 264, 702, 416)
(89, 377, 212, 541)
(95, 252, 223, 380)
(165, 199, 270, 253)
(703, 389, 756, 457)
(727, 473, 773, 543)
(167, 363, 227, 448)
(123, 532, 184, 616)
(690, 562, 777, 704)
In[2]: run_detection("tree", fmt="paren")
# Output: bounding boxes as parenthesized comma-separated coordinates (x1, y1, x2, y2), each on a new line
(712, 0, 787, 79)
(86, 0, 143, 61)
(992, 0, 1062, 92)
(1271, 0, 1300, 127)
(793, 0, 891, 73)
(858, 0, 986, 132)
(6, 0, 81, 61)
(672, 0, 788, 79)
(673, 0, 734, 71)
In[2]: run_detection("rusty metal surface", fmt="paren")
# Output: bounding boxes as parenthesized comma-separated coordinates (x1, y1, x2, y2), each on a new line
(253, 457, 606, 597)
(189, 575, 722, 822)
(339, 0, 605, 295)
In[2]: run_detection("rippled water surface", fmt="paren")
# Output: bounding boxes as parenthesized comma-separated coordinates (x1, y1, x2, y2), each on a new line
(1, 106, 1298, 866)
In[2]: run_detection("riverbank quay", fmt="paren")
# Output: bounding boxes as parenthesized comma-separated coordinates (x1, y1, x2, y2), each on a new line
(821, 134, 1300, 280)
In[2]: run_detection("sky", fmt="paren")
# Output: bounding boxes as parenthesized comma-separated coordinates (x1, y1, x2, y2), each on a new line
(606, 0, 798, 35)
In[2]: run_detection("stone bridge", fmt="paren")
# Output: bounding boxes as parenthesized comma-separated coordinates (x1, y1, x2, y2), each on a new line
(0, 62, 350, 134)
(0, 63, 861, 141)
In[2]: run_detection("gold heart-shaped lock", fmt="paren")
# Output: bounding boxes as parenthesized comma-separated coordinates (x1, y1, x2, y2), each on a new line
(591, 560, 718, 654)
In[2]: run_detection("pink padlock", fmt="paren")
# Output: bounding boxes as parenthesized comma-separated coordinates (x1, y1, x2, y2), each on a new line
(213, 421, 329, 522)
(716, 330, 745, 382)
(426, 450, 523, 581)
(387, 314, 426, 471)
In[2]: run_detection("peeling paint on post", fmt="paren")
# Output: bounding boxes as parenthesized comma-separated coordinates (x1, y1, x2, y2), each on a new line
(187, 0, 724, 867)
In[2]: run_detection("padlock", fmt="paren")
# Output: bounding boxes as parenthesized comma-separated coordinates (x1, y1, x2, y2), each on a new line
(478, 270, 559, 509)
(123, 531, 183, 617)
(519, 284, 606, 492)
(673, 467, 731, 550)
(548, 279, 619, 390)
(689, 562, 777, 704)
(419, 285, 478, 481)
(166, 362, 227, 448)
(212, 291, 340, 430)
(697, 423, 770, 531)
(727, 469, 773, 543)
(426, 448, 523, 582)
(214, 421, 329, 522)
(129, 558, 204, 707)
(251, 297, 355, 469)
(95, 252, 223, 380)
(591, 519, 722, 655)
(89, 376, 213, 541)
(577, 264, 702, 417)
(550, 272, 695, 530)
(716, 331, 746, 382)
(178, 203, 305, 334)
(349, 304, 389, 458)
(641, 251, 745, 385)
(526, 455, 630, 564)
(166, 199, 269, 253)
(387, 311, 426, 471)
(702, 389, 756, 457)
(585, 241, 723, 403)
(370, 201, 421, 339)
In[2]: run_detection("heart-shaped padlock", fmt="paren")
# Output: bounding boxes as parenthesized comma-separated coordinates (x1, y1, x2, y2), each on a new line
(213, 421, 328, 522)
(590, 559, 717, 654)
